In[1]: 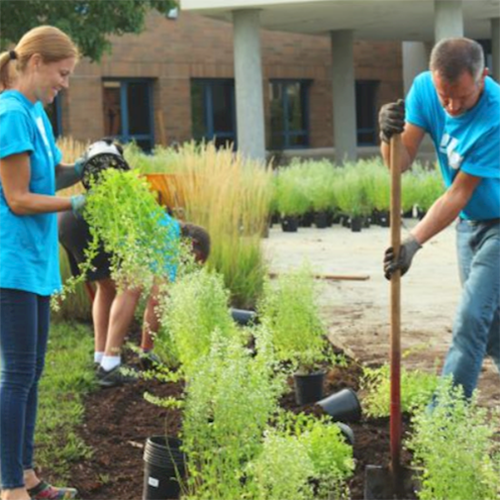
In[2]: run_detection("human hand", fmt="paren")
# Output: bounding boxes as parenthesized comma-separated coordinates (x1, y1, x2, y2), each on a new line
(379, 99, 405, 144)
(383, 234, 422, 280)
(70, 194, 86, 218)
(74, 155, 87, 178)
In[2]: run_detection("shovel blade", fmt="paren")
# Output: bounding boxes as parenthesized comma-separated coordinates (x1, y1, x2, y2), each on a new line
(364, 465, 417, 500)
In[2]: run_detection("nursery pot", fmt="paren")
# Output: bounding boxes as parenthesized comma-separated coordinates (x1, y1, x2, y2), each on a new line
(350, 216, 363, 233)
(316, 388, 362, 423)
(281, 215, 299, 232)
(314, 211, 328, 229)
(293, 370, 325, 405)
(336, 422, 355, 446)
(300, 211, 314, 227)
(143, 436, 186, 500)
(231, 308, 258, 326)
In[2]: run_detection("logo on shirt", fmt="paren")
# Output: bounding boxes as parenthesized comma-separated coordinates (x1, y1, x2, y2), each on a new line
(439, 134, 463, 170)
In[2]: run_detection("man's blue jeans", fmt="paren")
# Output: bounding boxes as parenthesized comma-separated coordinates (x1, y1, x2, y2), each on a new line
(0, 288, 50, 489)
(441, 220, 500, 398)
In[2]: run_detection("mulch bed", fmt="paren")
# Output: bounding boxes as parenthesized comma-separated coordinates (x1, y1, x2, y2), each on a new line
(41, 338, 418, 500)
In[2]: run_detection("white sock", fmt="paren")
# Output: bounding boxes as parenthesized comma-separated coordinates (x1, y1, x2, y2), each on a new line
(101, 355, 121, 372)
(94, 352, 104, 364)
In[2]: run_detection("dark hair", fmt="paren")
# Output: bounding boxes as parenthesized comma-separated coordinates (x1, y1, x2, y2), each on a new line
(180, 223, 211, 262)
(430, 37, 485, 82)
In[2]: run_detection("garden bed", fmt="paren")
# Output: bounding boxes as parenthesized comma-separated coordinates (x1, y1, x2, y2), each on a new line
(40, 340, 417, 500)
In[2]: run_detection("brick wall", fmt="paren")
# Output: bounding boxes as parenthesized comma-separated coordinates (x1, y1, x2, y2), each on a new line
(65, 10, 403, 149)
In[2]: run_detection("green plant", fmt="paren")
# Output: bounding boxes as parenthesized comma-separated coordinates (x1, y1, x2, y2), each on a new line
(258, 266, 327, 373)
(275, 164, 311, 216)
(55, 169, 181, 309)
(406, 379, 500, 500)
(157, 268, 238, 377)
(36, 322, 95, 479)
(361, 363, 439, 418)
(181, 329, 285, 499)
(333, 164, 372, 218)
(246, 430, 314, 500)
(142, 141, 272, 309)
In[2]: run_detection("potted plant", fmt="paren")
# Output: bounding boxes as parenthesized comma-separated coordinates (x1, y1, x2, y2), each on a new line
(333, 165, 372, 232)
(275, 165, 311, 232)
(258, 266, 328, 404)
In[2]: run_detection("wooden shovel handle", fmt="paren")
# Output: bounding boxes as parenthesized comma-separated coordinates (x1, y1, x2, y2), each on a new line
(390, 133, 402, 476)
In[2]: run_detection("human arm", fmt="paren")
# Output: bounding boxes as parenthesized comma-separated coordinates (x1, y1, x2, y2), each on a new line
(55, 161, 84, 190)
(0, 152, 74, 214)
(384, 171, 481, 279)
(411, 170, 481, 245)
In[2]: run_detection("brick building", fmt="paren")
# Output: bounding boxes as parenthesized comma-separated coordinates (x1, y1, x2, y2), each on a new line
(52, 10, 402, 157)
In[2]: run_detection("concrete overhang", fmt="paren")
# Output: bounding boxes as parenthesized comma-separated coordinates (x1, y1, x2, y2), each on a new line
(180, 0, 500, 41)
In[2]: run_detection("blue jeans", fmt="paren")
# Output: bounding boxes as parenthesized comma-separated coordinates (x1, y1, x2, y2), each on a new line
(441, 220, 500, 398)
(0, 288, 50, 489)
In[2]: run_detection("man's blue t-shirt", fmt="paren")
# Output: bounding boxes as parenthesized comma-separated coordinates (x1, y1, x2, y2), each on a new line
(0, 90, 63, 295)
(406, 72, 500, 220)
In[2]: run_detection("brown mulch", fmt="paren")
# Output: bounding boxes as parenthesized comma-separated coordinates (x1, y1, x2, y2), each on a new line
(41, 341, 418, 500)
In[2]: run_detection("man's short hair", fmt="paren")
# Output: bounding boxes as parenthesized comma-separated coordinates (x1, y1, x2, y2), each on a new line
(180, 223, 211, 262)
(430, 37, 485, 83)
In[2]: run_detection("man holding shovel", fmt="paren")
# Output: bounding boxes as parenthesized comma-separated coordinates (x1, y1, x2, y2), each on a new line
(379, 37, 500, 400)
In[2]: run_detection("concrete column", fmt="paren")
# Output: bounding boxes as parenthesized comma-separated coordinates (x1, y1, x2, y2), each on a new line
(232, 9, 266, 163)
(492, 18, 500, 83)
(402, 41, 431, 94)
(434, 0, 463, 42)
(330, 30, 356, 164)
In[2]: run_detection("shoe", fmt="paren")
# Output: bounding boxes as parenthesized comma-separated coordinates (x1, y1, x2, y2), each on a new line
(28, 480, 78, 499)
(139, 351, 165, 371)
(96, 364, 138, 388)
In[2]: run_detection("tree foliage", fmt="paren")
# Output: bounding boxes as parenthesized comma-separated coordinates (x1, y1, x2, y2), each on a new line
(0, 0, 177, 61)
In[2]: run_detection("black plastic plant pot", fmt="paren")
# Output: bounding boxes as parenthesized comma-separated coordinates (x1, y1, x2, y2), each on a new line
(293, 370, 326, 405)
(281, 215, 299, 232)
(315, 211, 328, 229)
(143, 436, 186, 500)
(350, 216, 363, 232)
(378, 211, 390, 227)
(231, 308, 258, 326)
(316, 388, 362, 423)
(300, 211, 314, 227)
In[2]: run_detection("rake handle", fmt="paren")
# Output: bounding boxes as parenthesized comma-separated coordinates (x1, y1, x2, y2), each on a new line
(389, 134, 402, 477)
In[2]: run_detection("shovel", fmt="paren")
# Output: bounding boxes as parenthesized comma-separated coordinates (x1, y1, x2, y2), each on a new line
(364, 134, 415, 499)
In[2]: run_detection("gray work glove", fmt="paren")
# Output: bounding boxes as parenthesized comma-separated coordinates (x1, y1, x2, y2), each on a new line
(383, 234, 422, 280)
(74, 154, 87, 178)
(70, 194, 87, 218)
(379, 99, 405, 144)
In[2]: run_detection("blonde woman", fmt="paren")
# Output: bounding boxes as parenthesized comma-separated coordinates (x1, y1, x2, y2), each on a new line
(0, 26, 85, 500)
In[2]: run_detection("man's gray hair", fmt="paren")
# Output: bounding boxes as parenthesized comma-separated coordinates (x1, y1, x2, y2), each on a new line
(430, 37, 485, 82)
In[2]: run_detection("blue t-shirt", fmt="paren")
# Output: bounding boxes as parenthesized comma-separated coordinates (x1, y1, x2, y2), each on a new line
(158, 212, 180, 282)
(406, 72, 500, 220)
(0, 90, 63, 295)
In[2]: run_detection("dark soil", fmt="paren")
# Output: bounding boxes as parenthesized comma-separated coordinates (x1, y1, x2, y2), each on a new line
(41, 340, 418, 500)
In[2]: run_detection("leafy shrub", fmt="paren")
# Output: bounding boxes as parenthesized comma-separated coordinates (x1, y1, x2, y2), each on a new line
(157, 269, 238, 376)
(258, 266, 327, 373)
(406, 379, 500, 500)
(361, 363, 439, 417)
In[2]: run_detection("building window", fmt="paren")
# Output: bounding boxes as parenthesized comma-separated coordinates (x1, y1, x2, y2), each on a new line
(191, 79, 236, 149)
(356, 80, 379, 146)
(102, 79, 154, 152)
(46, 94, 62, 138)
(269, 80, 310, 150)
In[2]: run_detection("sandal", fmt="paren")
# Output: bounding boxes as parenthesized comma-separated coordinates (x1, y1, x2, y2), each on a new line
(27, 481, 78, 500)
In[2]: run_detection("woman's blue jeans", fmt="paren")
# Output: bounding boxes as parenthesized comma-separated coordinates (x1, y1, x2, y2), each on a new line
(441, 220, 500, 398)
(0, 288, 50, 489)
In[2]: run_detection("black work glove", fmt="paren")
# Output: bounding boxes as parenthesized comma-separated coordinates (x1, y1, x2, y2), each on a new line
(379, 99, 405, 144)
(383, 234, 422, 280)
